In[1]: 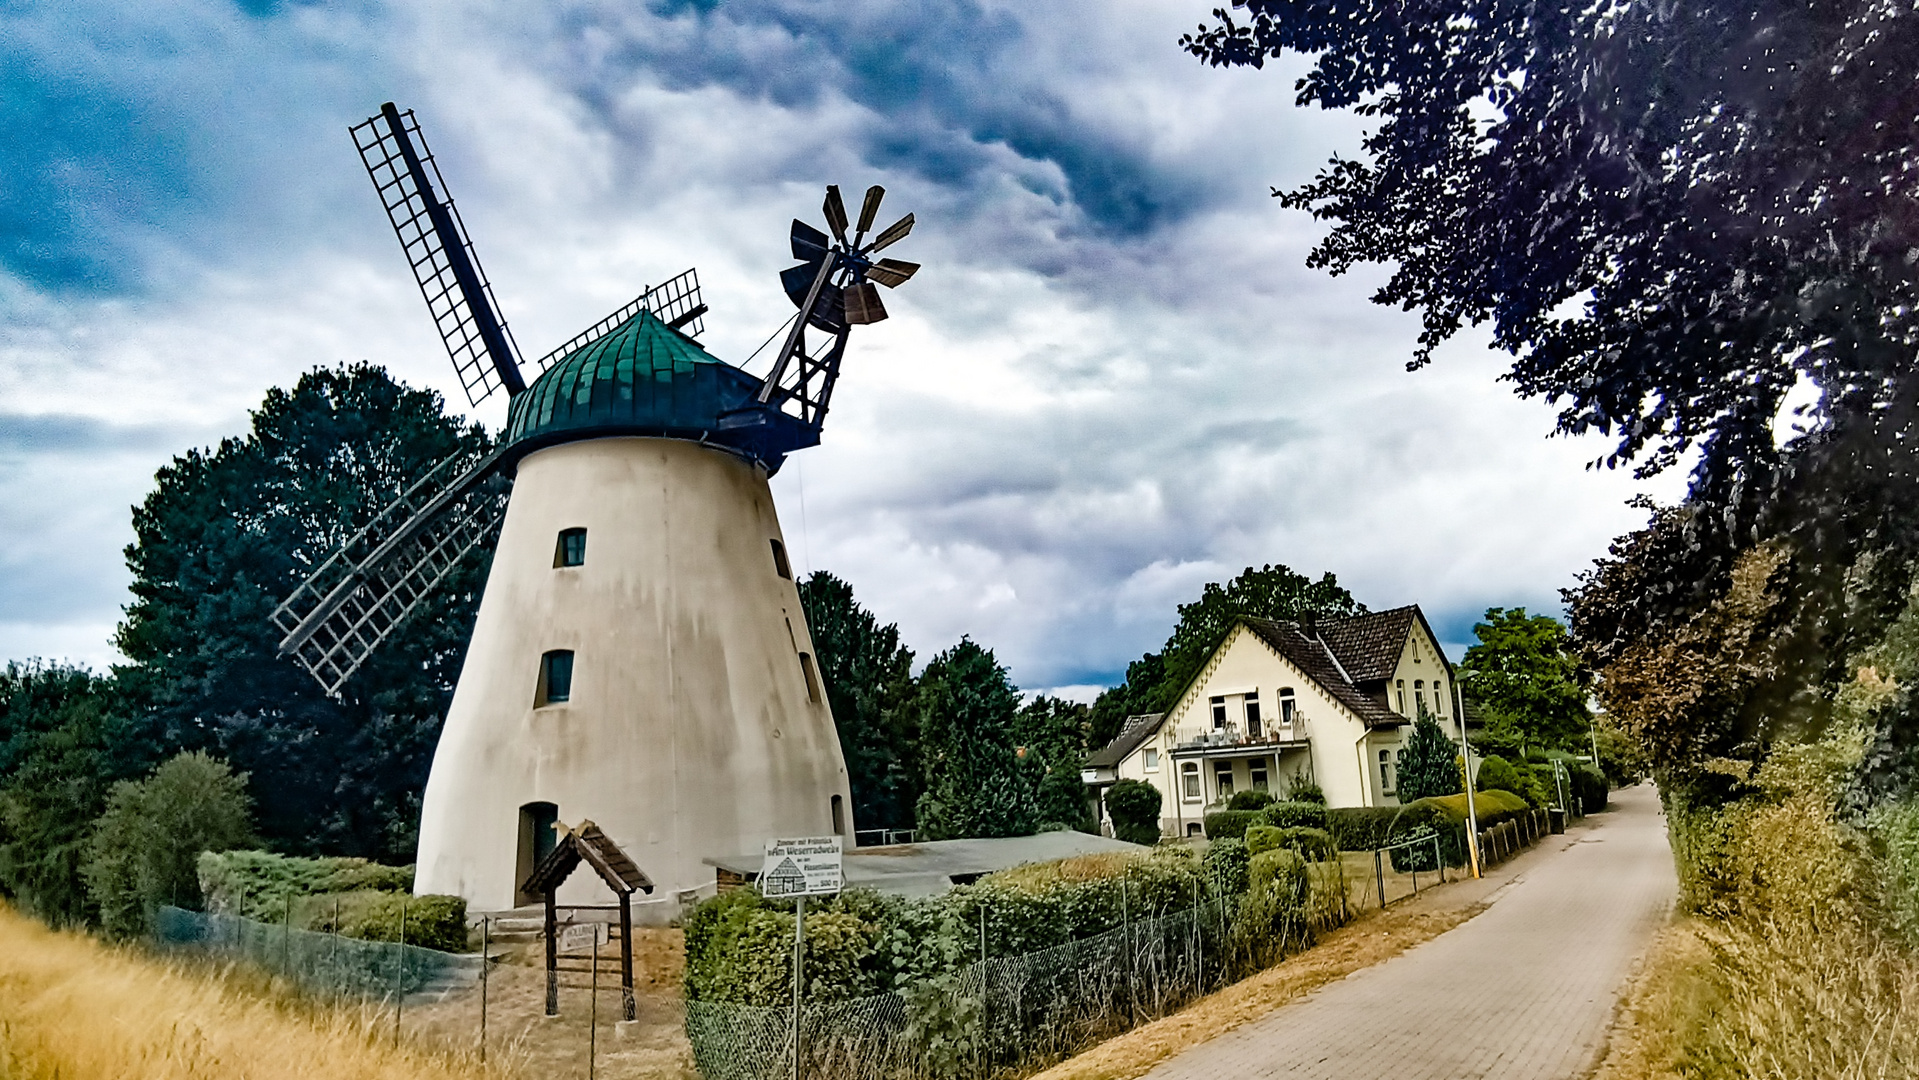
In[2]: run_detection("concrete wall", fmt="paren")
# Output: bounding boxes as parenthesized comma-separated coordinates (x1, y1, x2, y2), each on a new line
(414, 436, 853, 915)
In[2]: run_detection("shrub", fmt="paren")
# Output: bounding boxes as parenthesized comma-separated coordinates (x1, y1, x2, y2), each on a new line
(1396, 715, 1463, 801)
(1248, 848, 1308, 904)
(1285, 775, 1326, 804)
(1244, 824, 1284, 857)
(1202, 837, 1249, 895)
(1572, 763, 1609, 812)
(1202, 809, 1259, 841)
(1106, 779, 1163, 846)
(1274, 826, 1335, 862)
(198, 850, 414, 920)
(83, 752, 256, 937)
(1473, 755, 1547, 805)
(302, 890, 468, 952)
(1261, 800, 1329, 830)
(1326, 806, 1401, 851)
(1226, 789, 1275, 811)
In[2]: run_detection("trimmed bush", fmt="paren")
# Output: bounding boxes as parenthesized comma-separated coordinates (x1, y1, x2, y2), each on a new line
(1262, 800, 1329, 830)
(1107, 779, 1163, 846)
(1572, 764, 1609, 812)
(1473, 755, 1547, 806)
(1202, 836, 1250, 895)
(1274, 826, 1335, 862)
(1203, 809, 1260, 841)
(1226, 789, 1275, 811)
(304, 890, 468, 952)
(1244, 824, 1284, 857)
(1326, 806, 1401, 851)
(198, 850, 412, 919)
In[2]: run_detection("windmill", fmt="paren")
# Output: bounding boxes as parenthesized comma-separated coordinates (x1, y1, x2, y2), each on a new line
(269, 103, 920, 913)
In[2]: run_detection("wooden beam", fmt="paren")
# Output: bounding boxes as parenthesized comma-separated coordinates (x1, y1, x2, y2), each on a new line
(619, 892, 636, 1022)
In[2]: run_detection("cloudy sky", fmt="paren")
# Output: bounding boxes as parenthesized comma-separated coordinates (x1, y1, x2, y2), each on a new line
(1, 0, 1682, 695)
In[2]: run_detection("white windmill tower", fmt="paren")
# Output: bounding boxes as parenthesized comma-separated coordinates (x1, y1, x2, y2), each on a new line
(269, 103, 921, 916)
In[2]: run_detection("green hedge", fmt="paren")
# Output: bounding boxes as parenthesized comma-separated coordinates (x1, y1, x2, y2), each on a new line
(198, 851, 413, 919)
(1226, 790, 1275, 811)
(1262, 800, 1329, 830)
(1203, 809, 1260, 841)
(301, 890, 468, 952)
(1202, 837, 1249, 895)
(1326, 807, 1402, 851)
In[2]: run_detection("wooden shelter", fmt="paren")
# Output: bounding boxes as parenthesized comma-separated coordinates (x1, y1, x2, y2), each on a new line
(520, 819, 654, 1018)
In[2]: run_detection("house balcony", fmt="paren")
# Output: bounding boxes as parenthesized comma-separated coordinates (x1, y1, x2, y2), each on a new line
(1170, 718, 1311, 759)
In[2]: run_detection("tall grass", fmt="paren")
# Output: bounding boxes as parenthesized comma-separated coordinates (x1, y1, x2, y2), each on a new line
(1607, 734, 1919, 1079)
(0, 901, 498, 1080)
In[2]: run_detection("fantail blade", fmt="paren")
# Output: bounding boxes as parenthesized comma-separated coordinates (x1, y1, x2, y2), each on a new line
(843, 282, 888, 325)
(865, 212, 913, 253)
(823, 186, 850, 245)
(791, 219, 830, 263)
(865, 258, 920, 288)
(854, 185, 885, 246)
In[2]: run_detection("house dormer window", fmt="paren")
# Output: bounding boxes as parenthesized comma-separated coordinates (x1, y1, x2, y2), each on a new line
(1210, 695, 1227, 729)
(1244, 691, 1261, 737)
(1279, 688, 1296, 725)
(1415, 680, 1426, 715)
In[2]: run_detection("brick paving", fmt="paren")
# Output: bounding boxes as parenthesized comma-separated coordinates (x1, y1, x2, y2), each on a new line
(1144, 784, 1676, 1080)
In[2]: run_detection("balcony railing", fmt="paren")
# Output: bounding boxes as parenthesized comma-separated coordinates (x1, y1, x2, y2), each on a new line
(1172, 716, 1310, 752)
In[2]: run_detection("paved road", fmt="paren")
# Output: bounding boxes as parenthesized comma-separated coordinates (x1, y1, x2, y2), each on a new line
(1145, 784, 1676, 1080)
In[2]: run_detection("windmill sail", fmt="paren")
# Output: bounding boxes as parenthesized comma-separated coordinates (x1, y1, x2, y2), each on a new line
(530, 268, 707, 376)
(352, 103, 525, 405)
(273, 446, 510, 696)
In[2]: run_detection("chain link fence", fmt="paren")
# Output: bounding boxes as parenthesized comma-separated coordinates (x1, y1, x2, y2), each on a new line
(153, 905, 479, 1002)
(684, 885, 1334, 1080)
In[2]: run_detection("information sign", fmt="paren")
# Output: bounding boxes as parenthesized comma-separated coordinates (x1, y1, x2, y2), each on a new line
(760, 836, 843, 898)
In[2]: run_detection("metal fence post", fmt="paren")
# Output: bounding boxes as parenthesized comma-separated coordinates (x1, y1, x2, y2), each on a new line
(1435, 832, 1445, 883)
(792, 896, 806, 1080)
(480, 916, 489, 1064)
(395, 896, 407, 1045)
(1374, 849, 1386, 909)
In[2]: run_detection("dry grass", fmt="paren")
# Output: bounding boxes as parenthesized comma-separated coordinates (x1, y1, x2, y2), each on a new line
(986, 852, 1145, 889)
(0, 901, 501, 1080)
(1024, 892, 1486, 1080)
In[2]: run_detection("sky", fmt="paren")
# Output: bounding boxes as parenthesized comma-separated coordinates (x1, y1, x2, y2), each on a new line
(0, 0, 1684, 696)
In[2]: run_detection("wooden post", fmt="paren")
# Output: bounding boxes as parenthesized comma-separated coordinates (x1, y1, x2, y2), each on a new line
(791, 896, 806, 1080)
(544, 890, 559, 1017)
(620, 891, 636, 1021)
(480, 916, 490, 1063)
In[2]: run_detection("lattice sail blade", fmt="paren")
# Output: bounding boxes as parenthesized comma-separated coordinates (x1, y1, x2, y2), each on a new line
(530, 268, 706, 375)
(351, 103, 524, 406)
(271, 446, 510, 696)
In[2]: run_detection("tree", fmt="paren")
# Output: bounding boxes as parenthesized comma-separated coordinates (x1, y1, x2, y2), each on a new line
(1396, 714, 1462, 802)
(1091, 565, 1362, 747)
(0, 663, 150, 925)
(798, 572, 921, 832)
(83, 751, 256, 937)
(1105, 779, 1163, 847)
(116, 364, 492, 860)
(1459, 609, 1590, 755)
(1014, 696, 1095, 830)
(1185, 2, 1919, 782)
(915, 639, 1038, 840)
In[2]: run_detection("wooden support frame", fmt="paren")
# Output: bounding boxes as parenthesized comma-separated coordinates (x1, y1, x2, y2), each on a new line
(521, 820, 654, 1019)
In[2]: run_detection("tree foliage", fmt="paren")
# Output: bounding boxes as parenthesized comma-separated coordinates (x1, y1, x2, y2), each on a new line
(115, 364, 491, 859)
(915, 639, 1038, 840)
(1396, 714, 1462, 802)
(83, 751, 256, 937)
(1458, 608, 1591, 755)
(1105, 779, 1163, 847)
(1013, 696, 1095, 831)
(798, 572, 922, 833)
(1091, 565, 1362, 747)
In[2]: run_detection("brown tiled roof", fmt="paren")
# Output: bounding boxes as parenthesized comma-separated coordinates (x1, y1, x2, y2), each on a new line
(1086, 713, 1166, 769)
(1241, 617, 1404, 729)
(1317, 606, 1419, 683)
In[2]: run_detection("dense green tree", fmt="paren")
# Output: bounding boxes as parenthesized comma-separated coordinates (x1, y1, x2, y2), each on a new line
(1105, 779, 1163, 847)
(1013, 696, 1094, 830)
(1091, 565, 1362, 747)
(1185, 1, 1919, 793)
(116, 364, 492, 860)
(0, 663, 149, 925)
(797, 572, 921, 833)
(1395, 713, 1462, 802)
(915, 639, 1037, 840)
(1459, 609, 1591, 755)
(83, 751, 256, 937)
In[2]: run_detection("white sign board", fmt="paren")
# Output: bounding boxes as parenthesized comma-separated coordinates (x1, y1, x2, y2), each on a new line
(561, 922, 604, 953)
(760, 836, 843, 898)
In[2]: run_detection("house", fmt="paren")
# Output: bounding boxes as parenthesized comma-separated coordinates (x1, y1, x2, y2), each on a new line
(1082, 606, 1467, 838)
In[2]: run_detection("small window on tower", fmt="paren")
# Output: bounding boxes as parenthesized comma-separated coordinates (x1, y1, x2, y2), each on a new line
(770, 539, 792, 579)
(554, 528, 587, 567)
(536, 650, 574, 706)
(799, 652, 822, 702)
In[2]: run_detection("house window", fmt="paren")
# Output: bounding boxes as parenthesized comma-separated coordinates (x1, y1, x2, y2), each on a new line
(1215, 768, 1234, 798)
(770, 538, 792, 579)
(536, 650, 574, 706)
(1379, 749, 1395, 795)
(1187, 822, 1203, 837)
(1414, 680, 1426, 716)
(799, 652, 822, 702)
(1181, 762, 1201, 801)
(1433, 679, 1445, 714)
(1244, 691, 1262, 737)
(1210, 695, 1227, 729)
(1396, 680, 1406, 714)
(1279, 688, 1296, 725)
(1251, 766, 1269, 791)
(1143, 748, 1160, 772)
(554, 528, 587, 567)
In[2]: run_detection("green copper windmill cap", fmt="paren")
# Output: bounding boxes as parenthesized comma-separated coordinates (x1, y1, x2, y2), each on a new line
(504, 308, 760, 456)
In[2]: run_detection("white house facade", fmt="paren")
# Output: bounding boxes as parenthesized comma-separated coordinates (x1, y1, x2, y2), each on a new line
(1082, 606, 1467, 838)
